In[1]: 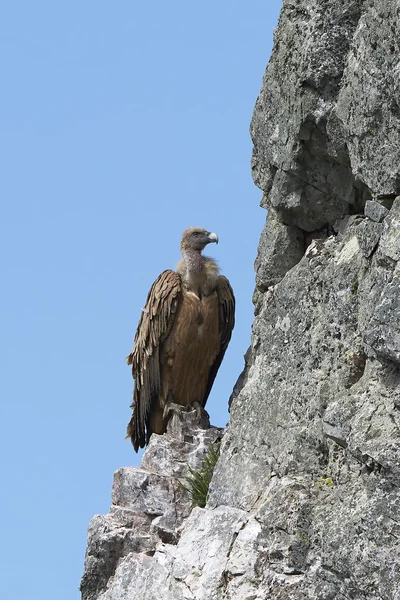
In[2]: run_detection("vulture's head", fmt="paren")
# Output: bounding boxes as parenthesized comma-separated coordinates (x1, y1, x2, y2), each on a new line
(181, 227, 219, 253)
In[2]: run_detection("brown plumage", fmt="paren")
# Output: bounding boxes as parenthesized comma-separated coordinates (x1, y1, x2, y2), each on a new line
(126, 227, 235, 451)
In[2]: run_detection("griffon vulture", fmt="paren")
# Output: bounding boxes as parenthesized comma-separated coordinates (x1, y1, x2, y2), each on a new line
(126, 227, 235, 451)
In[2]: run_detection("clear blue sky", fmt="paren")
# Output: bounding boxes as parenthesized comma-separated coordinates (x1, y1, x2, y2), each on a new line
(0, 2, 281, 598)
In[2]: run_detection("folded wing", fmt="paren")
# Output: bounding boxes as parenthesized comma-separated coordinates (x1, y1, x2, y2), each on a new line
(126, 270, 182, 451)
(201, 275, 235, 407)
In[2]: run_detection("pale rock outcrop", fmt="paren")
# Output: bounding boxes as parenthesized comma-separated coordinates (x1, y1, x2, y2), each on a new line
(80, 409, 223, 600)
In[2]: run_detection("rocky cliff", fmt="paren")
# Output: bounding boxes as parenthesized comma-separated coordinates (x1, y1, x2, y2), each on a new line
(81, 1, 400, 598)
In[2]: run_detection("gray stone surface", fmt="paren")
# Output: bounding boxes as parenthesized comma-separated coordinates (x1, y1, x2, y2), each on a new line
(254, 208, 304, 292)
(251, 0, 400, 233)
(364, 263, 400, 365)
(210, 212, 400, 598)
(94, 506, 250, 600)
(365, 200, 389, 223)
(355, 218, 382, 257)
(379, 197, 400, 262)
(142, 404, 222, 478)
(335, 2, 400, 195)
(250, 0, 368, 232)
(82, 1, 400, 598)
(80, 408, 222, 600)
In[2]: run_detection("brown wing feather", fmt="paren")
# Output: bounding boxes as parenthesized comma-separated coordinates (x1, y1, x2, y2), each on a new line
(126, 270, 182, 451)
(202, 275, 235, 407)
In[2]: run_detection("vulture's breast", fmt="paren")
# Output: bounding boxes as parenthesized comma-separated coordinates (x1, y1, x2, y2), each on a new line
(160, 290, 220, 407)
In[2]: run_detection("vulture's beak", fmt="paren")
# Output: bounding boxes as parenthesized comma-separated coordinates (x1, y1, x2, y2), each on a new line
(208, 232, 219, 244)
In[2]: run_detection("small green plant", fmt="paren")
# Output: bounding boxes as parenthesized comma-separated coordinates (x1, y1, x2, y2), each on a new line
(180, 443, 220, 507)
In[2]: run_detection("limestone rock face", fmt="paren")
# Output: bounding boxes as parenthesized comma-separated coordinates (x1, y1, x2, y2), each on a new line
(80, 408, 223, 600)
(81, 1, 400, 598)
(251, 0, 400, 233)
(211, 212, 400, 598)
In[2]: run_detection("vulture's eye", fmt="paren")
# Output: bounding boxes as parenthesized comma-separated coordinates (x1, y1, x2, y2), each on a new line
(193, 231, 201, 236)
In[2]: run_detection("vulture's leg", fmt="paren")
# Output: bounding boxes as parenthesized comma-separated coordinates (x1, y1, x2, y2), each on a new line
(149, 403, 167, 437)
(163, 401, 210, 432)
(162, 401, 185, 423)
(191, 401, 210, 428)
